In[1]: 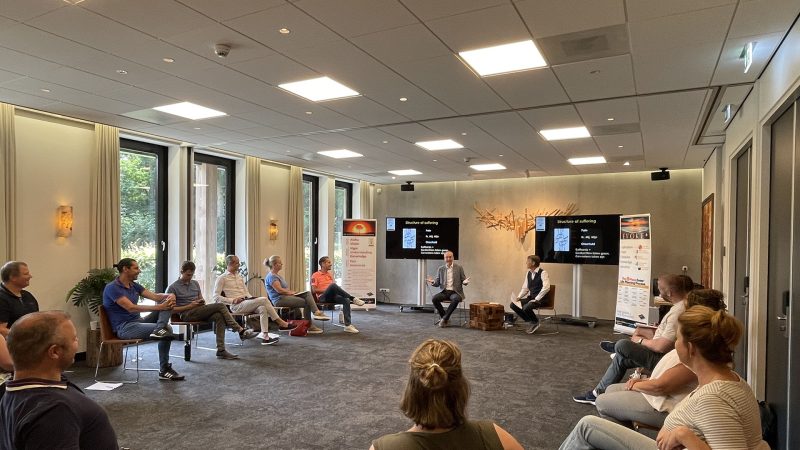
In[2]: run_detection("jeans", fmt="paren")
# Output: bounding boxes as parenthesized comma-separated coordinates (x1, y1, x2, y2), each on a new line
(559, 415, 657, 450)
(318, 284, 353, 326)
(431, 290, 462, 321)
(509, 297, 540, 324)
(116, 310, 172, 372)
(595, 383, 668, 428)
(230, 297, 280, 332)
(275, 292, 318, 319)
(595, 339, 665, 393)
(180, 303, 242, 351)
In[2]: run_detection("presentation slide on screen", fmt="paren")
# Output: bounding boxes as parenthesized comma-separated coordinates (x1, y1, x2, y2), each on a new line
(535, 215, 620, 265)
(385, 217, 459, 260)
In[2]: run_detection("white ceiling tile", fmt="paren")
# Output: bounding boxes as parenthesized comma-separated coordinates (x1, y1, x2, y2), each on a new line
(164, 23, 278, 65)
(484, 68, 570, 108)
(0, 0, 64, 21)
(323, 97, 408, 126)
(294, 0, 417, 38)
(237, 108, 323, 134)
(352, 23, 451, 65)
(401, 0, 506, 21)
(0, 47, 61, 76)
(0, 23, 110, 67)
(238, 125, 286, 139)
(685, 145, 717, 168)
(200, 115, 262, 131)
(632, 42, 722, 93)
(426, 4, 531, 51)
(178, 0, 284, 21)
(626, 0, 735, 22)
(575, 97, 639, 125)
(229, 54, 316, 86)
(0, 69, 25, 84)
(629, 5, 735, 52)
(518, 105, 583, 131)
(83, 0, 217, 39)
(593, 133, 644, 157)
(553, 54, 635, 101)
(32, 66, 130, 95)
(0, 88, 60, 109)
(729, 0, 800, 38)
(711, 33, 783, 85)
(97, 86, 179, 109)
(516, 0, 625, 38)
(549, 138, 600, 158)
(638, 90, 710, 169)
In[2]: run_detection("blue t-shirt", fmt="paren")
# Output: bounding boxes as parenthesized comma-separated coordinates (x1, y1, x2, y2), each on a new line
(264, 273, 287, 304)
(102, 278, 144, 332)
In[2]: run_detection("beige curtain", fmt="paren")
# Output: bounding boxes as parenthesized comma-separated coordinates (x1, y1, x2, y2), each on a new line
(359, 180, 373, 219)
(287, 166, 306, 290)
(90, 124, 120, 269)
(245, 156, 263, 284)
(0, 103, 16, 261)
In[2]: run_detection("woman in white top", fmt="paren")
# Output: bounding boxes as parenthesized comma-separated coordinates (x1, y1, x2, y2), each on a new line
(595, 289, 727, 428)
(560, 305, 769, 450)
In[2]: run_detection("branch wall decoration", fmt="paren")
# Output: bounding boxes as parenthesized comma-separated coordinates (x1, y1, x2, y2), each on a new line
(473, 202, 578, 242)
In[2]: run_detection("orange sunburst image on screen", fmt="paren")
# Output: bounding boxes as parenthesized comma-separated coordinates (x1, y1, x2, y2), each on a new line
(343, 220, 376, 236)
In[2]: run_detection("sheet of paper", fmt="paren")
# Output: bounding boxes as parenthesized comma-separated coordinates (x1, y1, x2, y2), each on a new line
(86, 382, 123, 391)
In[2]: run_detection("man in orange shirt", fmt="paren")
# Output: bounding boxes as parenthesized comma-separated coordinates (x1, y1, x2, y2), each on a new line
(311, 256, 365, 334)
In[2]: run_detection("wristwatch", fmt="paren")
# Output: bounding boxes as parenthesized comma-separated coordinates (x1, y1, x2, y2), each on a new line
(638, 337, 645, 344)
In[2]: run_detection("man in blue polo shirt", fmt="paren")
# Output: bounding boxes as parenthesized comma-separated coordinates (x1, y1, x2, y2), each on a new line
(102, 258, 184, 381)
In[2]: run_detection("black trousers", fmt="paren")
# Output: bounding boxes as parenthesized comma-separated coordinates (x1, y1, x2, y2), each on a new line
(510, 297, 541, 324)
(431, 290, 462, 320)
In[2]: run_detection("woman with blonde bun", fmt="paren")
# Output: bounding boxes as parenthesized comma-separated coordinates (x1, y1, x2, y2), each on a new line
(371, 339, 523, 450)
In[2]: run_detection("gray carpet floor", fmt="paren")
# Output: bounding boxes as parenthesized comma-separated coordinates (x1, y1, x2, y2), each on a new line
(67, 306, 617, 449)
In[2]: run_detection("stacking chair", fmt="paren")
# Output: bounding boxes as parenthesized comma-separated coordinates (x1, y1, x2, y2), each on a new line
(433, 298, 468, 327)
(169, 313, 207, 361)
(94, 306, 156, 384)
(531, 285, 559, 335)
(312, 291, 345, 330)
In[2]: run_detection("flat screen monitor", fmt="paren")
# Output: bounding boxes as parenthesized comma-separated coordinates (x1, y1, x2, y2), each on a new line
(534, 214, 621, 265)
(385, 217, 459, 260)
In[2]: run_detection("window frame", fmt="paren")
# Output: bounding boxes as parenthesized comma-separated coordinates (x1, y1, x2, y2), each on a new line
(303, 174, 319, 281)
(192, 152, 236, 256)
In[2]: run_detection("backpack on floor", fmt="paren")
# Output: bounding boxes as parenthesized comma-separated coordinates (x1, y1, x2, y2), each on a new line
(289, 319, 310, 337)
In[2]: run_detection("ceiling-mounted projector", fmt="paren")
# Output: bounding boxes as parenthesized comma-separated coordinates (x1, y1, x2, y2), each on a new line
(400, 181, 414, 192)
(651, 167, 670, 181)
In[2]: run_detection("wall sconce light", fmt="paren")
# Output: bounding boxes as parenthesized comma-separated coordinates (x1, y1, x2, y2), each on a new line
(56, 205, 73, 237)
(269, 220, 278, 240)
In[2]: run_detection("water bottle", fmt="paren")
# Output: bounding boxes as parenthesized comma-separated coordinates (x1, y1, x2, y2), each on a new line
(184, 342, 191, 361)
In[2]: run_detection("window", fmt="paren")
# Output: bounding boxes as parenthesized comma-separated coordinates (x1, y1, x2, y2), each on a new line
(302, 174, 319, 283)
(333, 181, 353, 282)
(192, 153, 235, 303)
(119, 139, 167, 292)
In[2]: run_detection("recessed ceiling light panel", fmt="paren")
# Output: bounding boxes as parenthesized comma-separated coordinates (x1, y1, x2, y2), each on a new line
(153, 102, 227, 120)
(568, 156, 606, 165)
(470, 163, 506, 171)
(278, 76, 359, 102)
(318, 149, 363, 159)
(540, 126, 591, 141)
(415, 139, 463, 151)
(388, 169, 422, 176)
(459, 40, 547, 77)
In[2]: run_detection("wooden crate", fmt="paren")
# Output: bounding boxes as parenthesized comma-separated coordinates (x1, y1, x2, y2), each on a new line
(469, 303, 505, 331)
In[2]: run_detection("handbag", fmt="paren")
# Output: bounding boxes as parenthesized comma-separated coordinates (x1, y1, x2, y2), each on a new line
(288, 319, 310, 337)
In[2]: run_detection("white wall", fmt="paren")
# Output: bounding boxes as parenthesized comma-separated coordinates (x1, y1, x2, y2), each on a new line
(14, 110, 94, 351)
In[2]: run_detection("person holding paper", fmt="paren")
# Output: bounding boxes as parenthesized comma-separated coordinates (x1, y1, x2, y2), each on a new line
(311, 256, 365, 334)
(427, 251, 469, 328)
(510, 255, 550, 335)
(572, 274, 691, 405)
(264, 255, 330, 334)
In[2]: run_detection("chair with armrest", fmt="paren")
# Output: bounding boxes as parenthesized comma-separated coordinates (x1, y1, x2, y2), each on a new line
(94, 306, 156, 384)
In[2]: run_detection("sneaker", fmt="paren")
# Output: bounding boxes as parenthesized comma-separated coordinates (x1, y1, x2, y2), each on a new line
(216, 349, 239, 360)
(239, 329, 258, 340)
(307, 325, 324, 334)
(526, 322, 541, 334)
(351, 297, 366, 306)
(158, 364, 185, 381)
(572, 390, 598, 405)
(438, 319, 449, 328)
(343, 324, 360, 333)
(278, 322, 298, 331)
(313, 311, 331, 321)
(261, 336, 279, 346)
(150, 327, 174, 340)
(600, 340, 616, 353)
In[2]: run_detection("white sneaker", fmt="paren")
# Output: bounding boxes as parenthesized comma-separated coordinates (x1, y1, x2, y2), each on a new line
(313, 311, 331, 321)
(352, 297, 365, 306)
(307, 325, 324, 334)
(343, 324, 360, 333)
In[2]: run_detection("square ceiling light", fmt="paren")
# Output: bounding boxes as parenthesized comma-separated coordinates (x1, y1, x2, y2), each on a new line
(317, 149, 363, 159)
(568, 156, 606, 165)
(152, 102, 226, 120)
(415, 139, 463, 151)
(459, 40, 547, 77)
(540, 126, 591, 141)
(388, 169, 422, 176)
(470, 163, 506, 171)
(278, 76, 359, 101)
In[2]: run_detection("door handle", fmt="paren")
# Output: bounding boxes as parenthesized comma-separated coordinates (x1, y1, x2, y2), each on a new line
(161, 241, 166, 251)
(777, 316, 787, 321)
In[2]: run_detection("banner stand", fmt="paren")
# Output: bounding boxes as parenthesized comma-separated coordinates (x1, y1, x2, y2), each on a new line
(613, 214, 653, 334)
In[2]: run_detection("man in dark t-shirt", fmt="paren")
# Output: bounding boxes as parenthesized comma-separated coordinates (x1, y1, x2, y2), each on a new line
(0, 261, 39, 337)
(0, 311, 118, 449)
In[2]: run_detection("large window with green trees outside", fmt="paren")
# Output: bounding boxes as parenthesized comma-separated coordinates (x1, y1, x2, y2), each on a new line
(333, 181, 353, 283)
(192, 153, 235, 303)
(119, 139, 167, 294)
(302, 174, 318, 284)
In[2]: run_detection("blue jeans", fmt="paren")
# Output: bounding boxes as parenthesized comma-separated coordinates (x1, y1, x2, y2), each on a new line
(595, 339, 665, 393)
(319, 284, 353, 325)
(559, 415, 656, 450)
(116, 310, 172, 372)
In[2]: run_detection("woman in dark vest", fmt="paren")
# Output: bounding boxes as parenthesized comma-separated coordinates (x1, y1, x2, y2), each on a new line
(510, 255, 550, 334)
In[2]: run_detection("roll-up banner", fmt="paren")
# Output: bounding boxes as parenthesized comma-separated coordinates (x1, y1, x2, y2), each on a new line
(614, 214, 653, 334)
(342, 219, 377, 310)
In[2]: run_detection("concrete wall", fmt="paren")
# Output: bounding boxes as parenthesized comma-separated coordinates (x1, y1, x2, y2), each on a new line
(374, 169, 702, 320)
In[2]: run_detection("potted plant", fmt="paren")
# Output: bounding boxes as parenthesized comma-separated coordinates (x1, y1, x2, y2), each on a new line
(66, 268, 117, 315)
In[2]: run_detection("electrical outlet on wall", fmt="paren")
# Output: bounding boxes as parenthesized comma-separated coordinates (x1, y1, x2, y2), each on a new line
(379, 288, 390, 293)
